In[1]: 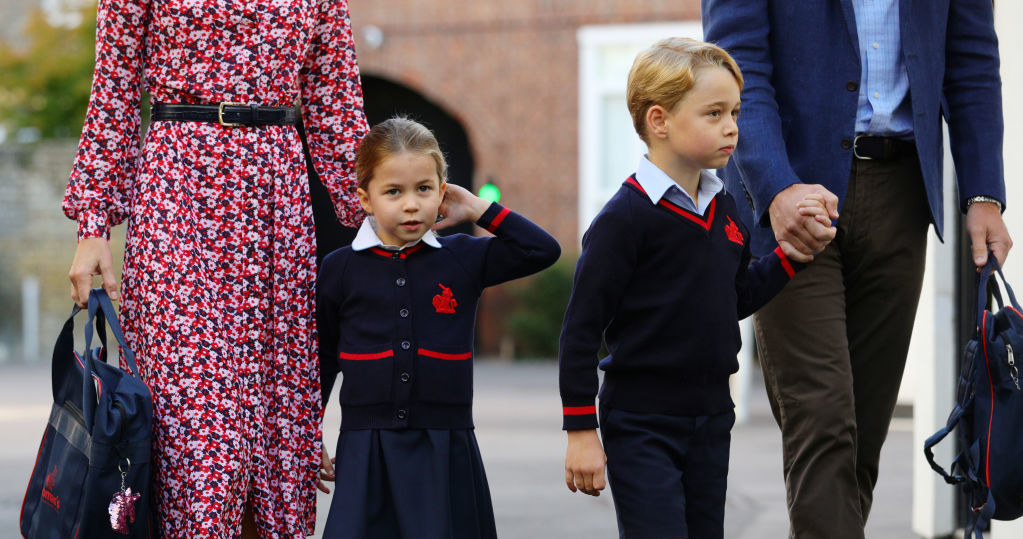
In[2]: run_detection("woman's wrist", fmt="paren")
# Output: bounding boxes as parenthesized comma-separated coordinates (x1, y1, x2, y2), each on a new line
(77, 209, 111, 241)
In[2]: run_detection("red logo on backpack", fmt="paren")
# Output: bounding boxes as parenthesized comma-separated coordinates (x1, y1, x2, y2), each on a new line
(433, 283, 457, 314)
(41, 465, 60, 511)
(725, 216, 744, 246)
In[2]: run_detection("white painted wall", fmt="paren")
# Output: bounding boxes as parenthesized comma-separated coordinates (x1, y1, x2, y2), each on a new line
(990, 0, 1023, 535)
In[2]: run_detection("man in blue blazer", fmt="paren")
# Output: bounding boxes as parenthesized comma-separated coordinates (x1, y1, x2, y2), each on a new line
(703, 1, 1012, 537)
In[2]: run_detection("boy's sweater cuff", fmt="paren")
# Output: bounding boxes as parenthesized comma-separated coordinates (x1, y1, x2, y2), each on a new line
(476, 202, 512, 233)
(562, 404, 599, 430)
(772, 245, 807, 278)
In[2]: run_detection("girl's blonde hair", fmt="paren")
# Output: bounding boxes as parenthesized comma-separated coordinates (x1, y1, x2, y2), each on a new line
(626, 37, 744, 143)
(355, 117, 448, 190)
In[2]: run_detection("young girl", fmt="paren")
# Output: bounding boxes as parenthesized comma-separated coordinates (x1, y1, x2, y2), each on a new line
(316, 117, 561, 538)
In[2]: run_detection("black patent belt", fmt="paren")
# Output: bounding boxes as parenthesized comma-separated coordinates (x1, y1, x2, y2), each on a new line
(853, 134, 916, 162)
(151, 102, 299, 127)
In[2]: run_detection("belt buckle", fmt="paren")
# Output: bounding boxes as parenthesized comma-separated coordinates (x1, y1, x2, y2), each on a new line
(218, 102, 245, 127)
(853, 134, 872, 161)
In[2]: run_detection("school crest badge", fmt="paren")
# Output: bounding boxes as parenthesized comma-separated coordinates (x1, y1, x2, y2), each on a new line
(725, 216, 744, 246)
(433, 283, 457, 314)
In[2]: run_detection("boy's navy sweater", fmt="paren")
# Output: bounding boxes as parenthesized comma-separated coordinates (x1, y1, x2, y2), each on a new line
(559, 177, 804, 430)
(319, 203, 560, 430)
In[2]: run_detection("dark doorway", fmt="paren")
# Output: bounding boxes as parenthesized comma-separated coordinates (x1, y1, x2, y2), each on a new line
(304, 75, 475, 267)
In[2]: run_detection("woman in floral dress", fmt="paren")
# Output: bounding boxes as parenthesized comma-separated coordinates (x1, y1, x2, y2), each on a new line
(64, 0, 368, 536)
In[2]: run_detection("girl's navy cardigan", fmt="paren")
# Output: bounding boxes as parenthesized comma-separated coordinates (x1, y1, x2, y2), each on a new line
(319, 203, 560, 430)
(559, 177, 805, 430)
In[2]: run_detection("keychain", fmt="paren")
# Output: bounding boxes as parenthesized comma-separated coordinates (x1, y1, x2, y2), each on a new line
(109, 457, 140, 534)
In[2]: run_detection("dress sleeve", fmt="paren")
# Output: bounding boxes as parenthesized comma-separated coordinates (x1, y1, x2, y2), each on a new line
(62, 0, 150, 241)
(298, 0, 369, 228)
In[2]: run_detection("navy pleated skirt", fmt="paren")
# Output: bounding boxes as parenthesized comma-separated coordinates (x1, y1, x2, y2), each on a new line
(322, 428, 497, 539)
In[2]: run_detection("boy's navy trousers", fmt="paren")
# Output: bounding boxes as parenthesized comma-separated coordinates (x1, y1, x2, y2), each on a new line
(600, 405, 735, 539)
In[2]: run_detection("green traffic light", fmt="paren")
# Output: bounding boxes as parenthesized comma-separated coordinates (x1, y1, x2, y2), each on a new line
(478, 183, 501, 203)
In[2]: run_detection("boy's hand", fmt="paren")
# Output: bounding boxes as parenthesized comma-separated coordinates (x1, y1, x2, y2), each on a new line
(565, 429, 607, 496)
(795, 194, 837, 254)
(769, 184, 839, 263)
(796, 194, 836, 227)
(433, 184, 491, 231)
(317, 441, 336, 494)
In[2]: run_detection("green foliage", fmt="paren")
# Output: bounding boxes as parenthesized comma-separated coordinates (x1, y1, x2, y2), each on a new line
(505, 257, 575, 359)
(0, 3, 98, 140)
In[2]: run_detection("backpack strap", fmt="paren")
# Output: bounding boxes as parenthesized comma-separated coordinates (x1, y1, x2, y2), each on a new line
(966, 489, 996, 539)
(924, 395, 972, 485)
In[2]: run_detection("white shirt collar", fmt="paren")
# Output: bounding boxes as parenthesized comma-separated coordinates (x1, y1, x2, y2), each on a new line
(634, 155, 724, 213)
(351, 216, 442, 251)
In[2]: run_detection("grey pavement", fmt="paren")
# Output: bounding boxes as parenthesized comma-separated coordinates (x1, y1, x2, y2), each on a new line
(1, 361, 916, 538)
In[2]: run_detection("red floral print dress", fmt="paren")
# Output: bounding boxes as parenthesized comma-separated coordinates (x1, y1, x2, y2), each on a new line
(61, 0, 368, 536)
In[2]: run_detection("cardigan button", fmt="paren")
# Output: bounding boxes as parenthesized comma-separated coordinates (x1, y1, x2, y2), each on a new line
(396, 277, 406, 287)
(396, 409, 407, 420)
(400, 372, 410, 383)
(399, 308, 409, 318)
(401, 341, 411, 350)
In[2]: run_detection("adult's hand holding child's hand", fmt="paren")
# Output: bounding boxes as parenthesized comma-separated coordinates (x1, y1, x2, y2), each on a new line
(796, 193, 838, 255)
(770, 184, 839, 263)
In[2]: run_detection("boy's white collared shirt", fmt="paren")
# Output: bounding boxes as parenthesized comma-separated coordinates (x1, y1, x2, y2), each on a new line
(635, 155, 724, 215)
(351, 216, 442, 251)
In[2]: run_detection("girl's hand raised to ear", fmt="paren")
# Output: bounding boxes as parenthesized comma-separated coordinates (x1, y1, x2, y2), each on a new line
(432, 184, 491, 231)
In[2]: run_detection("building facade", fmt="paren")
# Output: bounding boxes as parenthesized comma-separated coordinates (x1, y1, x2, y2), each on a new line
(341, 1, 703, 353)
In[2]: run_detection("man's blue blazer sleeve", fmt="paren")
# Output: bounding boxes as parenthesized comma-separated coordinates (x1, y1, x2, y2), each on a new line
(702, 0, 802, 227)
(944, 0, 1005, 212)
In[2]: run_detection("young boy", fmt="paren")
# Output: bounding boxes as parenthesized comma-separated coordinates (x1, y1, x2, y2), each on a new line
(558, 38, 836, 539)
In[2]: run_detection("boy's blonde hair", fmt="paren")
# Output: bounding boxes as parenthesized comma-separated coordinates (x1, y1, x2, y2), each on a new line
(355, 117, 448, 190)
(626, 37, 744, 143)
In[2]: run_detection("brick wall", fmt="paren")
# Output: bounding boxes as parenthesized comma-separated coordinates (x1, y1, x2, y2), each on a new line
(347, 1, 701, 353)
(349, 0, 701, 247)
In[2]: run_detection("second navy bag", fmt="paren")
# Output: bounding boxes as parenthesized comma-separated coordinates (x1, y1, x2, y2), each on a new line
(924, 254, 1023, 539)
(20, 289, 154, 538)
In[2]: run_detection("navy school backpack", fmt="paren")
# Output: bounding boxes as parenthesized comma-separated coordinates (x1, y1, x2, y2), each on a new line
(924, 255, 1023, 539)
(20, 289, 154, 538)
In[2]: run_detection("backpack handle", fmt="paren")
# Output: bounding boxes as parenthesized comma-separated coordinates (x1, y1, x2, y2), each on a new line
(80, 289, 140, 430)
(83, 288, 139, 376)
(975, 251, 1020, 329)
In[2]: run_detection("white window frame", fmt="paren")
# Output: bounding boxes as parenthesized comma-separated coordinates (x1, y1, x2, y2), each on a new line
(576, 22, 703, 243)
